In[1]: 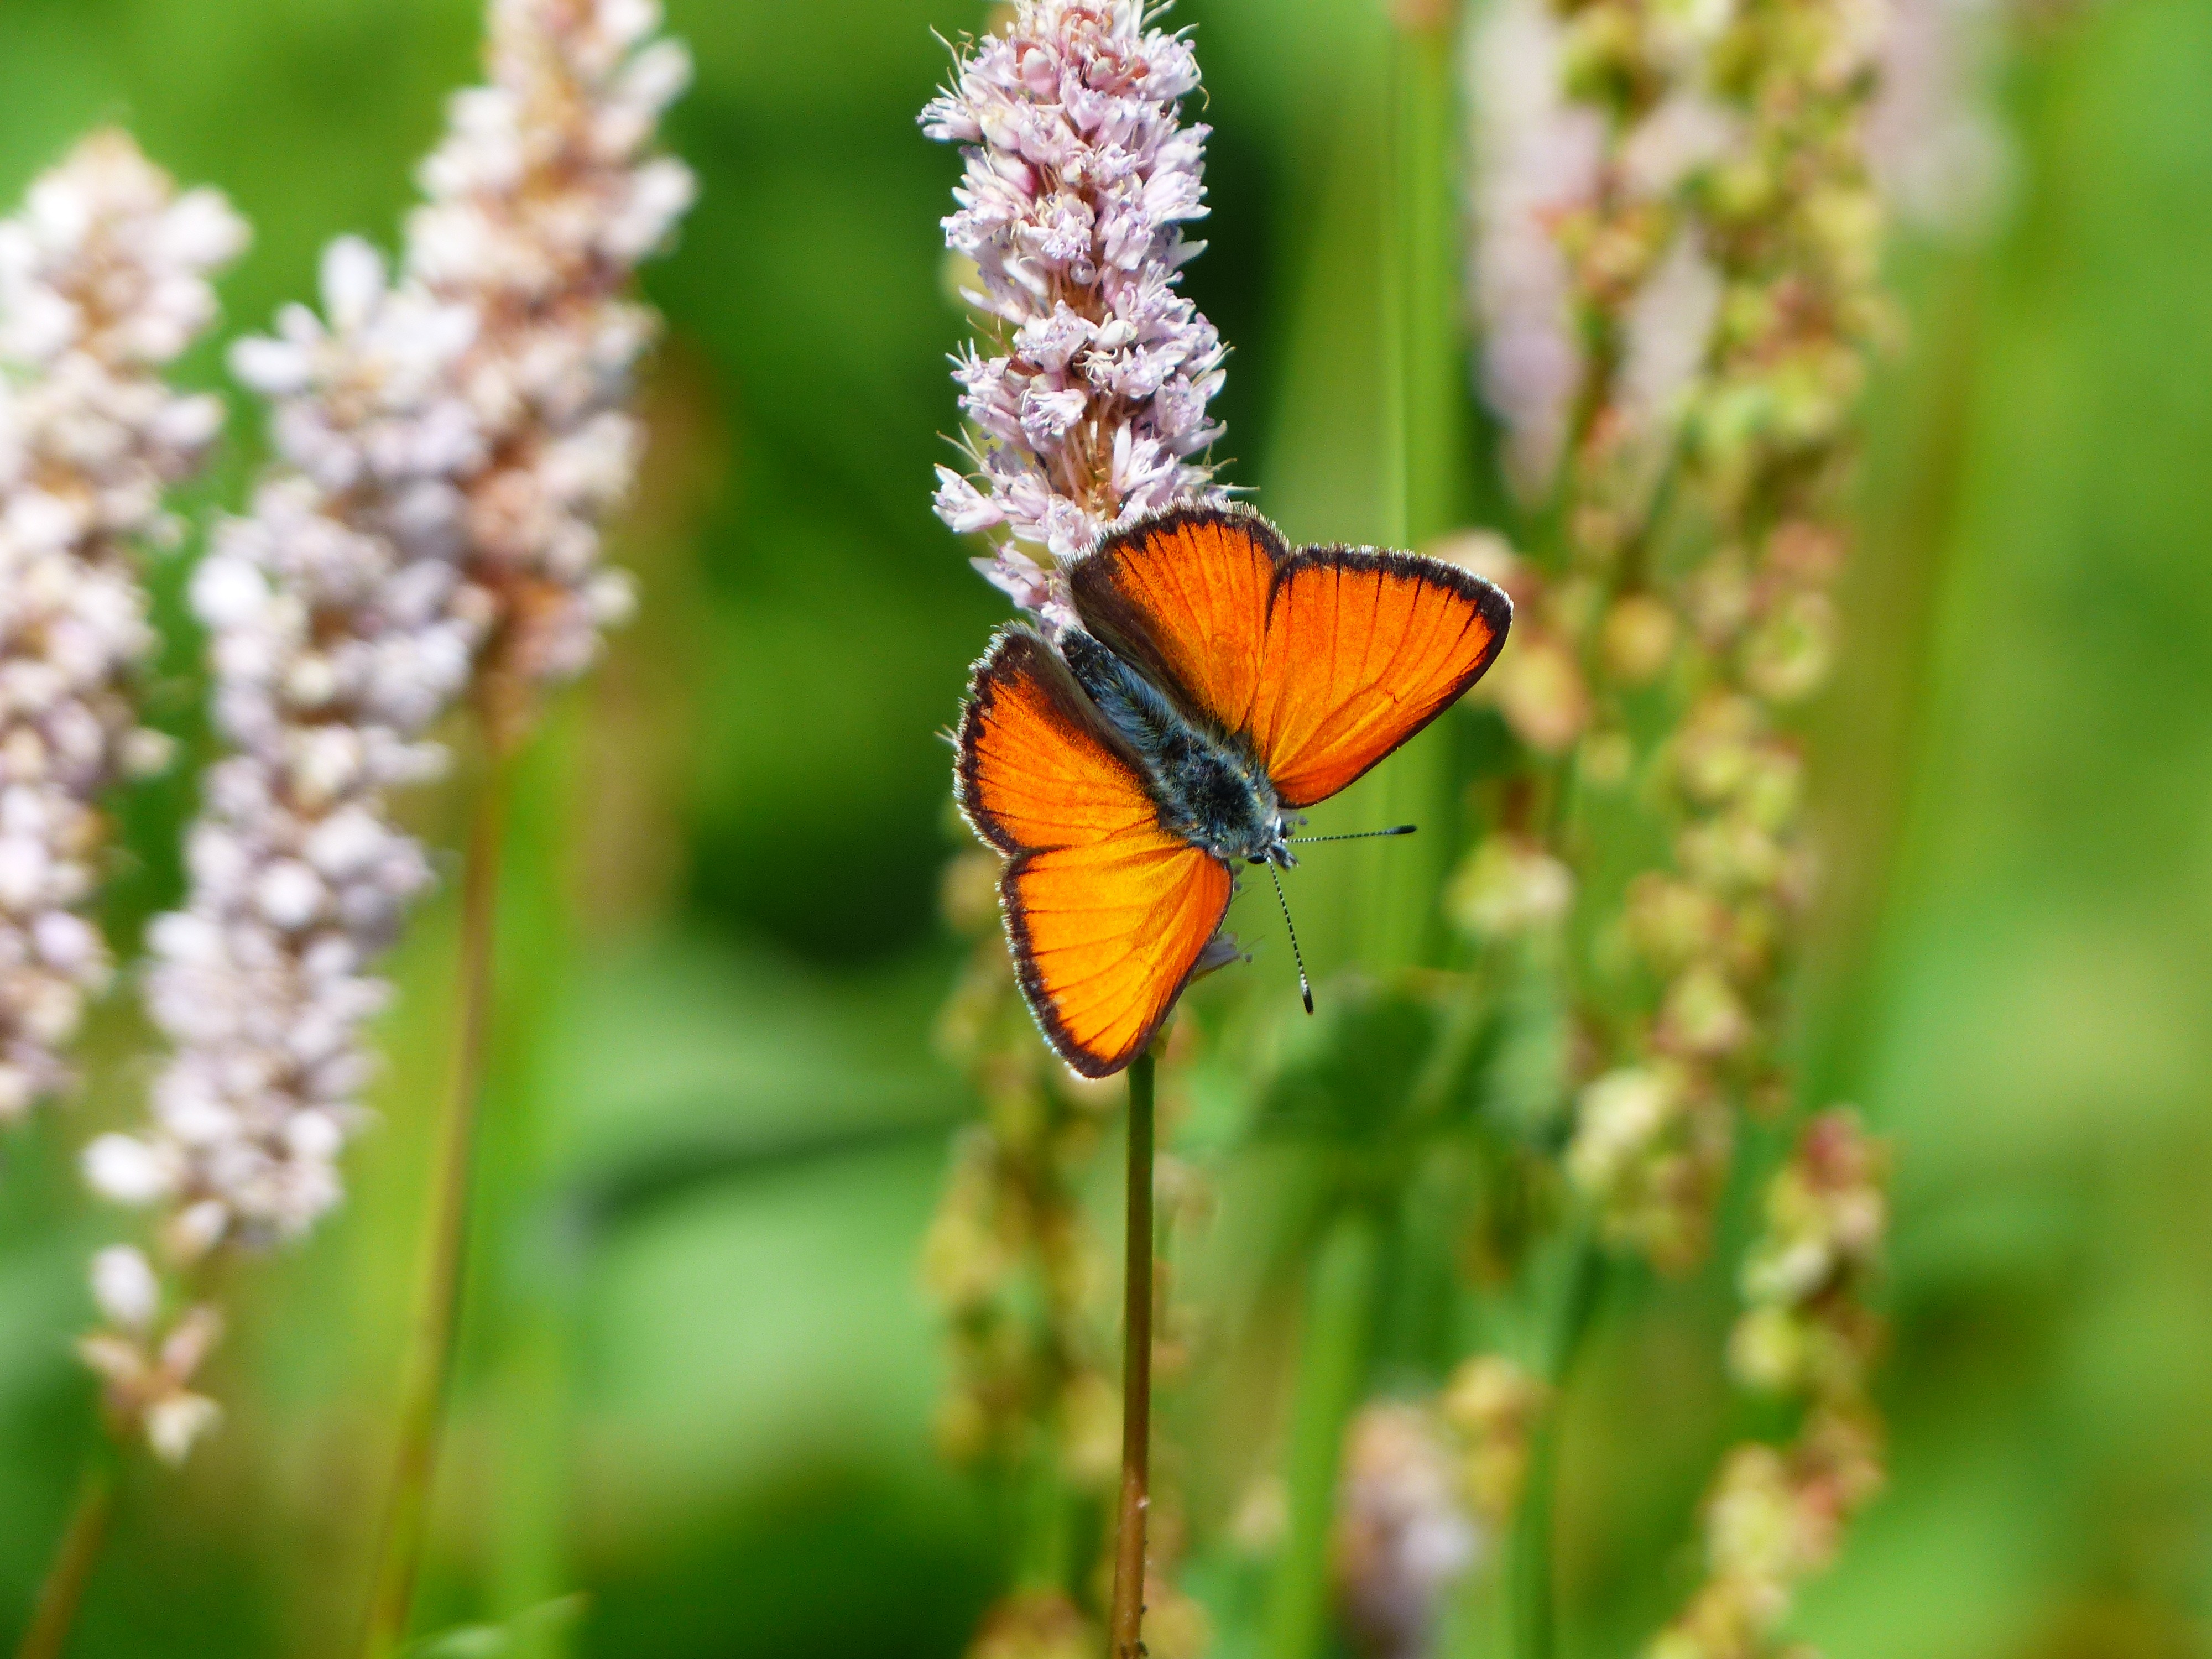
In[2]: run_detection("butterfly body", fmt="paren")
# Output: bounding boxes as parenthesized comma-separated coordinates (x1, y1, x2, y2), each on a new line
(957, 505, 1511, 1078)
(1058, 628, 1293, 869)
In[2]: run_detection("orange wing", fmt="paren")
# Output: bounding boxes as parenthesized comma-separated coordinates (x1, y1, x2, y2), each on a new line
(1246, 548, 1511, 807)
(957, 629, 1234, 1078)
(1067, 504, 1287, 737)
(1071, 508, 1512, 810)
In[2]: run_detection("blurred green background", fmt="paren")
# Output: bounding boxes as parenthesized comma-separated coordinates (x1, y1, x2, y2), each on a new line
(0, 0, 2205, 1655)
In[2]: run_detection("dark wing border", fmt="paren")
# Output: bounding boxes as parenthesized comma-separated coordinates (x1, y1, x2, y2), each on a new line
(1265, 544, 1515, 808)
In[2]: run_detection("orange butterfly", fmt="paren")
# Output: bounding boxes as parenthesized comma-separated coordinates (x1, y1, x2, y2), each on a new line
(956, 505, 1512, 1078)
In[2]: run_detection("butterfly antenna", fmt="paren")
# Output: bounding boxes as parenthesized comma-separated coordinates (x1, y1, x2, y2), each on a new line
(1285, 824, 1418, 846)
(1266, 861, 1314, 1015)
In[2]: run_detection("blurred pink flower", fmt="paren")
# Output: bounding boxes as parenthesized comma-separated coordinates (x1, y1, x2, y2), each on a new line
(0, 132, 245, 1120)
(86, 0, 694, 1378)
(1463, 0, 1603, 499)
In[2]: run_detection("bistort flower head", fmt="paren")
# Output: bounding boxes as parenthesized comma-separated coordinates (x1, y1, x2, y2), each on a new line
(922, 0, 1228, 626)
(1868, 0, 2021, 238)
(82, 0, 695, 1457)
(1463, 0, 1603, 499)
(0, 131, 246, 1120)
(1334, 1402, 1482, 1659)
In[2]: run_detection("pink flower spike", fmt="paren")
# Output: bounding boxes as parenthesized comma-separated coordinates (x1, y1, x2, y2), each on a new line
(922, 0, 1229, 619)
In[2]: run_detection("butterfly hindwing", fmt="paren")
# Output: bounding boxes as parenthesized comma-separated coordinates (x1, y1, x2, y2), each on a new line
(1072, 508, 1512, 811)
(957, 627, 1157, 857)
(1004, 836, 1234, 1078)
(957, 628, 1235, 1078)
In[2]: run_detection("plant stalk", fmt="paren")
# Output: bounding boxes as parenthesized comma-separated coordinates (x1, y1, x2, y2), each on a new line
(361, 752, 510, 1658)
(15, 1462, 113, 1659)
(1362, 10, 1468, 969)
(1107, 1048, 1157, 1659)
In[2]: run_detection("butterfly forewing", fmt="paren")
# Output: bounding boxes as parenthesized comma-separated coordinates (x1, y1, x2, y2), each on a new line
(1072, 508, 1512, 810)
(957, 629, 1235, 1078)
(1249, 550, 1511, 807)
(1068, 505, 1285, 735)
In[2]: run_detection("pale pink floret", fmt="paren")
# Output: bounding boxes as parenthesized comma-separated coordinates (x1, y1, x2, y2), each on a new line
(922, 0, 1228, 620)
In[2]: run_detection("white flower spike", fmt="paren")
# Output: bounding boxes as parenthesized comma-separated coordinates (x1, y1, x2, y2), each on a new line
(0, 132, 246, 1120)
(86, 0, 695, 1459)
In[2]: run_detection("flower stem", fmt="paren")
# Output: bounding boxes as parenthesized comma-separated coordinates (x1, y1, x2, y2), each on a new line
(1391, 11, 1467, 551)
(1362, 10, 1469, 969)
(361, 751, 510, 1658)
(1107, 1048, 1157, 1659)
(15, 1460, 113, 1659)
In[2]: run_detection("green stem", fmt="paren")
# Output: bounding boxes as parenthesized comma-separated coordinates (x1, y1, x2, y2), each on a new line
(15, 1460, 113, 1659)
(1393, 17, 1467, 551)
(1265, 1206, 1384, 1659)
(1361, 12, 1470, 971)
(473, 721, 582, 1659)
(491, 1321, 571, 1659)
(1107, 1050, 1157, 1659)
(1507, 1231, 1604, 1659)
(361, 755, 510, 1658)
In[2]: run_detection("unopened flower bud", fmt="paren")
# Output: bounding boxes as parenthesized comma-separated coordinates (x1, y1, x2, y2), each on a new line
(1448, 836, 1574, 942)
(145, 1391, 221, 1465)
(1658, 962, 1751, 1057)
(90, 1245, 159, 1331)
(1741, 589, 1837, 703)
(1624, 873, 1728, 972)
(1491, 633, 1591, 754)
(1601, 592, 1679, 684)
(1578, 728, 1635, 789)
(1674, 693, 1764, 805)
(1727, 1302, 1809, 1392)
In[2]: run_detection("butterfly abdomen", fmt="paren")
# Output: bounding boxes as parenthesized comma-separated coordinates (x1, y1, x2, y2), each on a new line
(1060, 627, 1282, 865)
